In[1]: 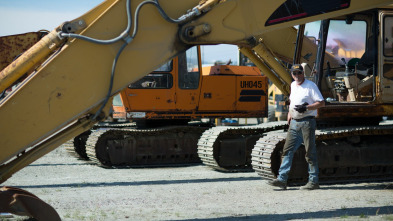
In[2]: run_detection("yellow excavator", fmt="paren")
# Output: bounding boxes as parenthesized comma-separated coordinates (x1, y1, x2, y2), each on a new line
(199, 4, 393, 185)
(1, 0, 393, 219)
(251, 6, 393, 184)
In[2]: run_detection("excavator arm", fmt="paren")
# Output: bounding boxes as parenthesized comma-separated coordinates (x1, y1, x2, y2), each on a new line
(1, 0, 393, 218)
(0, 0, 199, 182)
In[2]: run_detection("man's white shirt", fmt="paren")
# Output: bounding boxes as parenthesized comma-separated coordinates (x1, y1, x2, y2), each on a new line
(289, 79, 324, 119)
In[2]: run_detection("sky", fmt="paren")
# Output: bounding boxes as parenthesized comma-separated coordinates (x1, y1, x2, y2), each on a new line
(0, 0, 239, 65)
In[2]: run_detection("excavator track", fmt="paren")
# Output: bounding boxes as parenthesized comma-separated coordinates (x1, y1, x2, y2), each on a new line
(85, 126, 208, 168)
(64, 122, 135, 159)
(64, 139, 82, 158)
(252, 124, 393, 185)
(197, 121, 288, 172)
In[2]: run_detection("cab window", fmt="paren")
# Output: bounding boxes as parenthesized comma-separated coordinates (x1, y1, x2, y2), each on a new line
(384, 16, 393, 57)
(326, 20, 367, 69)
(178, 46, 200, 89)
(112, 94, 123, 106)
(129, 73, 173, 89)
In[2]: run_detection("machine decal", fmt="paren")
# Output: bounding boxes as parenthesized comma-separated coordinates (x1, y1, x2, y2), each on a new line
(240, 80, 263, 88)
(239, 90, 266, 102)
(266, 0, 350, 26)
(240, 90, 266, 96)
(238, 96, 261, 102)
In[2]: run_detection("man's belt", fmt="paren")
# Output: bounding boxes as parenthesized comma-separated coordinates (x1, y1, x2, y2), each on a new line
(293, 116, 315, 121)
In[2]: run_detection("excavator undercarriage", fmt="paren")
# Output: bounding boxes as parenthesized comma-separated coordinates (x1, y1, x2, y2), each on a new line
(252, 123, 393, 185)
(197, 115, 393, 185)
(85, 125, 207, 167)
(198, 121, 288, 172)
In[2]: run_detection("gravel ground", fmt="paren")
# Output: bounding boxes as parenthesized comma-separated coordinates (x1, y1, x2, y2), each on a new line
(2, 145, 393, 221)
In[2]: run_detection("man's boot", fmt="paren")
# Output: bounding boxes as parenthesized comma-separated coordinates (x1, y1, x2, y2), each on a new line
(300, 182, 320, 190)
(267, 179, 287, 190)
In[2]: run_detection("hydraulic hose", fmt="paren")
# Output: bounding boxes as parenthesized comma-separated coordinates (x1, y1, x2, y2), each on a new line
(59, 0, 201, 120)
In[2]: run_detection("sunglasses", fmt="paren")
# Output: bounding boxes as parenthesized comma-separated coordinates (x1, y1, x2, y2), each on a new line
(292, 71, 303, 76)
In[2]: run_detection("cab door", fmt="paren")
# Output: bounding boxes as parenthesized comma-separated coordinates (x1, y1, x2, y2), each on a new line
(175, 46, 201, 111)
(380, 12, 393, 103)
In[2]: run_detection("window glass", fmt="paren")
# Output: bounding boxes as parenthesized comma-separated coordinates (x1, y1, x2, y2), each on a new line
(384, 16, 393, 57)
(112, 94, 123, 106)
(129, 73, 173, 89)
(178, 46, 200, 89)
(326, 20, 366, 68)
(300, 21, 321, 63)
(304, 21, 320, 45)
(383, 64, 393, 80)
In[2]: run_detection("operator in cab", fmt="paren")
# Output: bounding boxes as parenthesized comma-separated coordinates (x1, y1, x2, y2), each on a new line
(268, 64, 325, 190)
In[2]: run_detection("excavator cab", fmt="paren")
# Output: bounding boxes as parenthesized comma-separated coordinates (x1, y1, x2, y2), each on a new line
(112, 45, 268, 125)
(318, 15, 370, 102)
(380, 11, 393, 103)
(295, 9, 393, 122)
(116, 46, 201, 122)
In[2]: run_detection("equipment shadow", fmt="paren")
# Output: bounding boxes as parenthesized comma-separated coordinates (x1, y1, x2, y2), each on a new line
(179, 205, 393, 221)
(14, 176, 262, 189)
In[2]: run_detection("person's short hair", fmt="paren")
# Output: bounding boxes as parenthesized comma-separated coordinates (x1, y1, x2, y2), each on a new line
(290, 64, 303, 72)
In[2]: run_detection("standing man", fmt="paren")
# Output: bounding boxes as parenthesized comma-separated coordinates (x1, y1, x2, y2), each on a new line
(268, 64, 325, 190)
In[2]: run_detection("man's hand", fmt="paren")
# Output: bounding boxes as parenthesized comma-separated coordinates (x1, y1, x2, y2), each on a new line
(294, 102, 308, 113)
